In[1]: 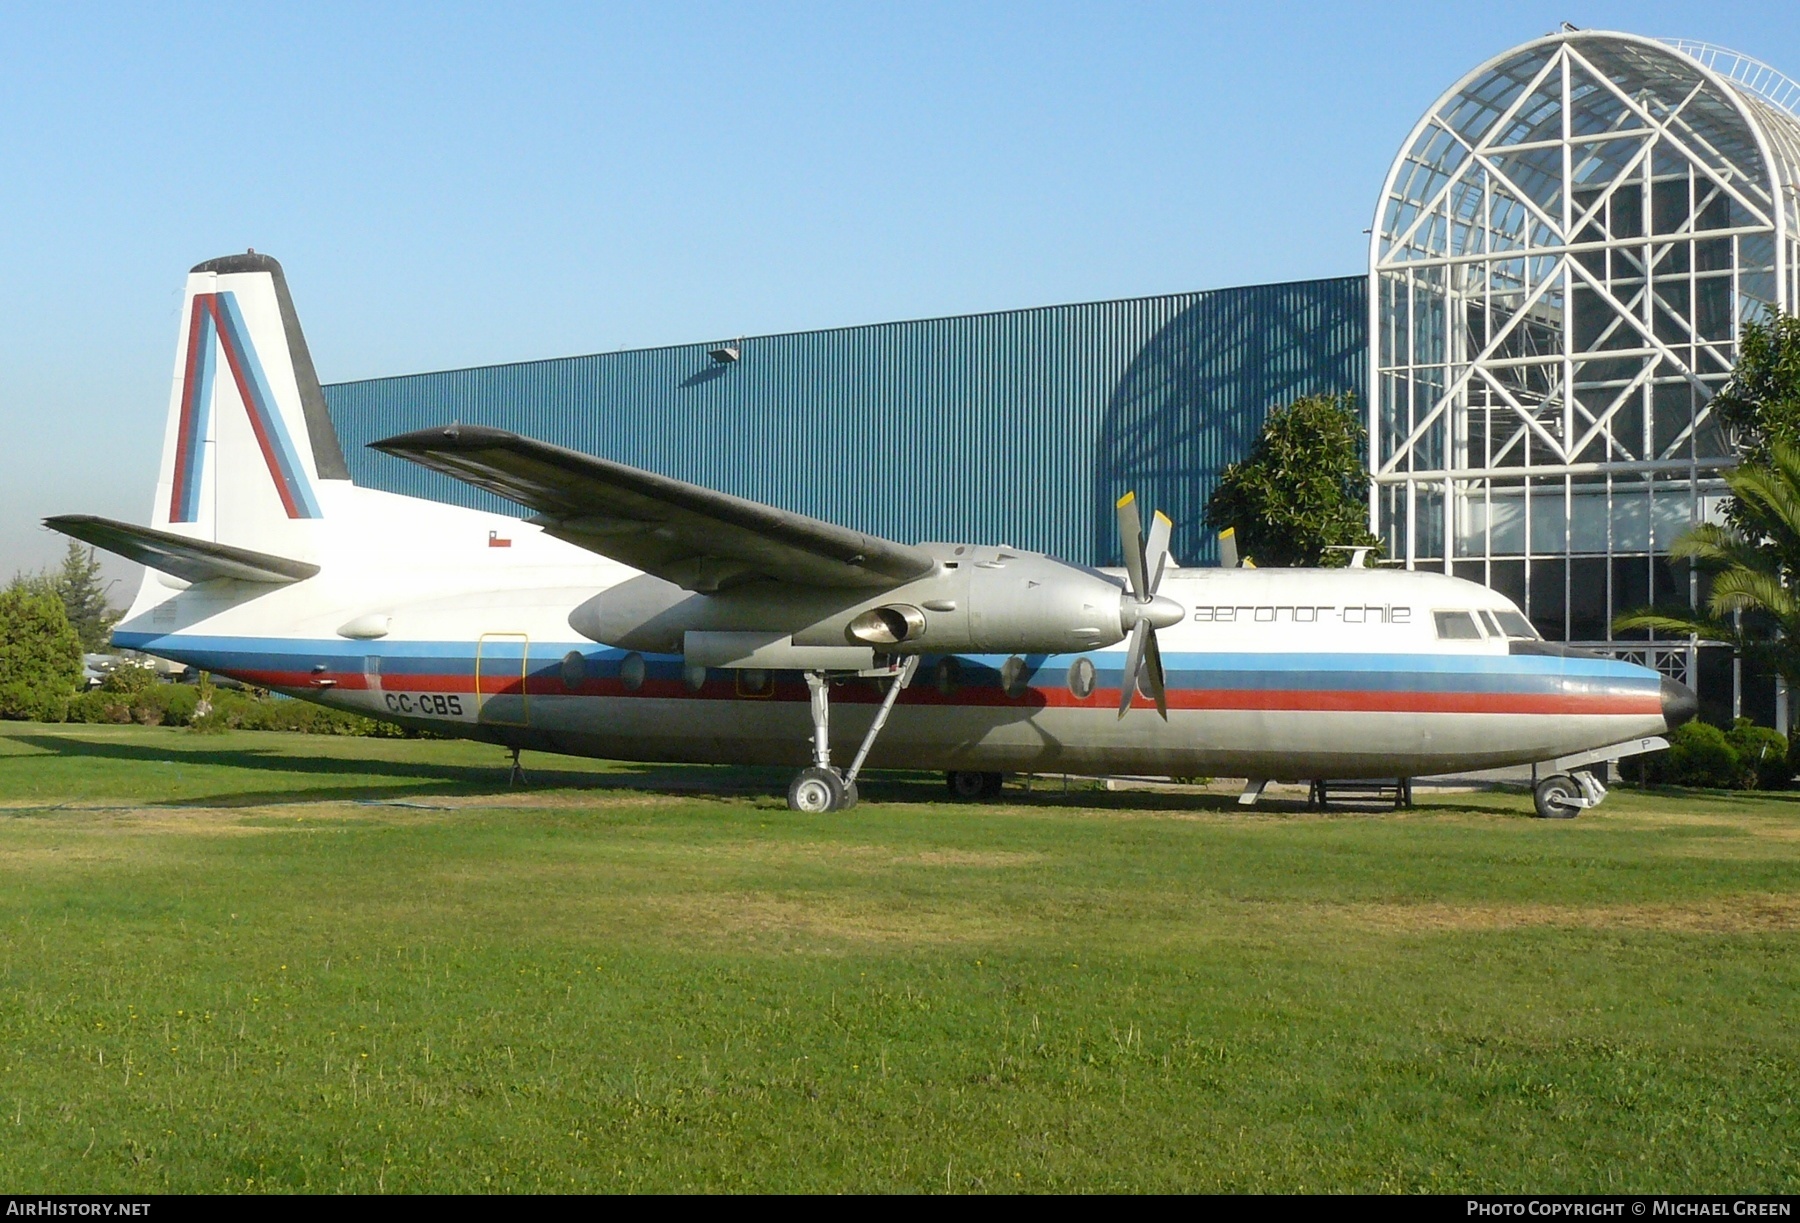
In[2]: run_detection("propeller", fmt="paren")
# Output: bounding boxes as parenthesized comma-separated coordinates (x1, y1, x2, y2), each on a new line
(1115, 492, 1185, 720)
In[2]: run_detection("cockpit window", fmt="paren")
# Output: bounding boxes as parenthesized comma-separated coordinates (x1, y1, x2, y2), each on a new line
(1433, 610, 1482, 640)
(1494, 610, 1540, 639)
(1479, 609, 1504, 637)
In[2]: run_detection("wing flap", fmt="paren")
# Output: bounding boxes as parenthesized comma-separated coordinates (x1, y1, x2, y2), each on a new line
(370, 426, 936, 591)
(45, 515, 319, 585)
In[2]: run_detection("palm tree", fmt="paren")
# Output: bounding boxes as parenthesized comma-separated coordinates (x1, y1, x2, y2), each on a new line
(1615, 441, 1800, 690)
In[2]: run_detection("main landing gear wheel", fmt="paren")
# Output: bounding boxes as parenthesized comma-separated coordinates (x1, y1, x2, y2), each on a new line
(789, 767, 853, 813)
(946, 770, 1004, 800)
(1533, 773, 1583, 819)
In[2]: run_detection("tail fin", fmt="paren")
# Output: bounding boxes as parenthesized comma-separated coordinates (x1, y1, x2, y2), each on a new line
(153, 252, 349, 560)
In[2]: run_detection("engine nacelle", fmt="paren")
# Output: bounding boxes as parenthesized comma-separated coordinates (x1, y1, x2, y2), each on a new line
(567, 543, 1155, 661)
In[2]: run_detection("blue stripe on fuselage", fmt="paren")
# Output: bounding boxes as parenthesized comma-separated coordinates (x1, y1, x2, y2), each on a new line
(113, 630, 1659, 694)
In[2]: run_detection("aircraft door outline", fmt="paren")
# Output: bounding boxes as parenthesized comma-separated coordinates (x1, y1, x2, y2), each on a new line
(476, 633, 530, 726)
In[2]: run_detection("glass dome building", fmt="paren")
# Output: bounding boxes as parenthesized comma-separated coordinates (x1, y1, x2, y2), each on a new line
(1370, 29, 1800, 709)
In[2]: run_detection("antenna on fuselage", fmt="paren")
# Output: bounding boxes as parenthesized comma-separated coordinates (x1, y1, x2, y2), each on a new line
(1323, 545, 1375, 569)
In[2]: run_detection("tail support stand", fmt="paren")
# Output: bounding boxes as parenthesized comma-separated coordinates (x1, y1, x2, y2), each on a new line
(508, 746, 526, 787)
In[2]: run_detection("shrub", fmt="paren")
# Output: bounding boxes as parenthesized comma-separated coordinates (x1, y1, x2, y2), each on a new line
(189, 690, 404, 737)
(61, 677, 424, 740)
(0, 585, 82, 720)
(99, 658, 159, 696)
(137, 683, 199, 727)
(0, 687, 70, 723)
(189, 708, 230, 734)
(1647, 722, 1741, 789)
(63, 677, 202, 727)
(1726, 718, 1790, 790)
(189, 689, 264, 733)
(167, 685, 199, 726)
(64, 690, 112, 724)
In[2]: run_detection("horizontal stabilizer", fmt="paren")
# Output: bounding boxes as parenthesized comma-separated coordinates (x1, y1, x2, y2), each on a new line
(371, 425, 937, 592)
(45, 515, 320, 585)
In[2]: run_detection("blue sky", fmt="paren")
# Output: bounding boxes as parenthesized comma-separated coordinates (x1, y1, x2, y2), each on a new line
(3, 1, 1796, 586)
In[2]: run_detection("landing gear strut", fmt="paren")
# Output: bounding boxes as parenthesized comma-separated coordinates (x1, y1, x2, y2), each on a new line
(786, 657, 918, 813)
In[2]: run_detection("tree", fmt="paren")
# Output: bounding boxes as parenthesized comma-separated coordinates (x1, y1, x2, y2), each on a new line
(1711, 314, 1800, 542)
(0, 582, 83, 720)
(1204, 392, 1381, 567)
(1615, 441, 1800, 691)
(1615, 314, 1800, 699)
(51, 540, 118, 653)
(1710, 314, 1800, 468)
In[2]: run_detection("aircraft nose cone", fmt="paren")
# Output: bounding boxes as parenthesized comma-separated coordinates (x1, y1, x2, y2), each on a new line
(1660, 675, 1699, 731)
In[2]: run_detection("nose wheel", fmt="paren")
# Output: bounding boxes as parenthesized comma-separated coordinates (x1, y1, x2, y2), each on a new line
(1533, 770, 1606, 819)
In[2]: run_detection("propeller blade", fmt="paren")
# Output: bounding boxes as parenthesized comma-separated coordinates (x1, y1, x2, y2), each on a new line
(1117, 619, 1149, 719)
(1116, 492, 1147, 600)
(1142, 626, 1168, 720)
(1144, 510, 1173, 594)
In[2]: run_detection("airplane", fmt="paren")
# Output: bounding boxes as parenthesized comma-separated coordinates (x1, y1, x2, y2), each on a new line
(48, 253, 1698, 820)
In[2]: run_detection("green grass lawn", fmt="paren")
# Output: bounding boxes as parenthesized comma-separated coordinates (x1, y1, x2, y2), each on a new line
(2, 723, 1798, 1192)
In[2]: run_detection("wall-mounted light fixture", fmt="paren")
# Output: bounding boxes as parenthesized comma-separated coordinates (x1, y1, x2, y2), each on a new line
(709, 346, 740, 364)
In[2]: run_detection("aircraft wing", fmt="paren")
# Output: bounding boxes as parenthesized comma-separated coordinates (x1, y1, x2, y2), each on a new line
(44, 515, 320, 584)
(370, 425, 937, 592)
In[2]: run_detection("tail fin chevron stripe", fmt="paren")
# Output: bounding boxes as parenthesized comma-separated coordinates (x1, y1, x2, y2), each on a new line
(168, 290, 322, 522)
(169, 295, 217, 523)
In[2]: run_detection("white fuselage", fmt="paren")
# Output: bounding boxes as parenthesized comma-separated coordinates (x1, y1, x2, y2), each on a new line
(111, 482, 1674, 781)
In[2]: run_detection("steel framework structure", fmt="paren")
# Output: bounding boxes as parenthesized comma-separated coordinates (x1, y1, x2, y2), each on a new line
(1368, 31, 1800, 693)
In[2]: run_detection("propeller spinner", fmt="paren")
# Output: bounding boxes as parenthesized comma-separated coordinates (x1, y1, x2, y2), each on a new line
(1115, 492, 1185, 719)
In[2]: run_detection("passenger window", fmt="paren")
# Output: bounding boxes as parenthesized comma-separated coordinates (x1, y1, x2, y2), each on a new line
(1433, 610, 1482, 640)
(1494, 610, 1540, 639)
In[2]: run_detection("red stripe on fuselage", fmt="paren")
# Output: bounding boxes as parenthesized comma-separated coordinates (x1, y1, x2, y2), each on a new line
(233, 667, 1659, 719)
(1152, 689, 1658, 715)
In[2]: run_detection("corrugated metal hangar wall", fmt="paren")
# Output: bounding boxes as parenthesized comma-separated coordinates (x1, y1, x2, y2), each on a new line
(324, 276, 1366, 568)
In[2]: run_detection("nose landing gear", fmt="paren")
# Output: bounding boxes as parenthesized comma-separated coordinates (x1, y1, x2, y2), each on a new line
(1529, 735, 1668, 819)
(1533, 770, 1606, 819)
